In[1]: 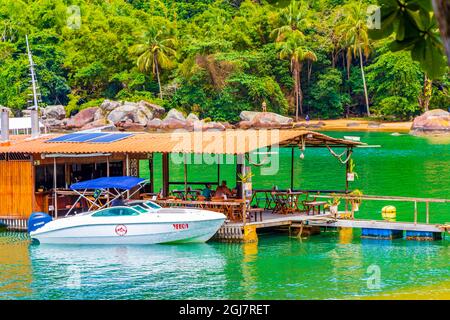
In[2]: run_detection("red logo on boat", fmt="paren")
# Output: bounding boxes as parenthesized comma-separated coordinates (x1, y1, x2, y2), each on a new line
(115, 225, 127, 236)
(173, 223, 189, 230)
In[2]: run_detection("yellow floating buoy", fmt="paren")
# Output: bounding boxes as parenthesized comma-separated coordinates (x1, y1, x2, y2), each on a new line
(382, 205, 396, 221)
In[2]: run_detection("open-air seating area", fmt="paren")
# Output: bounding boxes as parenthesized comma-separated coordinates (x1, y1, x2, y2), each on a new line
(148, 189, 330, 224)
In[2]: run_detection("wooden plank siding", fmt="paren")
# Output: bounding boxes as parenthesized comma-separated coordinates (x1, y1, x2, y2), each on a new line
(0, 161, 34, 217)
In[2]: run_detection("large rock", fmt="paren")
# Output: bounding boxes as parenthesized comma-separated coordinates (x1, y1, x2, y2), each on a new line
(80, 118, 109, 130)
(411, 109, 450, 134)
(115, 119, 146, 131)
(186, 113, 200, 122)
(146, 118, 163, 130)
(138, 100, 165, 118)
(107, 102, 154, 126)
(238, 111, 293, 129)
(164, 109, 186, 122)
(43, 118, 67, 130)
(42, 105, 66, 120)
(240, 111, 260, 122)
(201, 121, 226, 131)
(100, 99, 122, 113)
(66, 107, 100, 129)
(160, 118, 187, 130)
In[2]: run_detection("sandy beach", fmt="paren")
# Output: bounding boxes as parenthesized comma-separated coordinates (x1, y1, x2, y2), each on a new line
(301, 119, 413, 133)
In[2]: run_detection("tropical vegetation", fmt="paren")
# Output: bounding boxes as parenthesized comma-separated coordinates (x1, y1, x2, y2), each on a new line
(0, 0, 448, 122)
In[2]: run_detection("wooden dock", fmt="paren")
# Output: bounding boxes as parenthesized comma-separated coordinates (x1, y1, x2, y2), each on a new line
(215, 211, 449, 242)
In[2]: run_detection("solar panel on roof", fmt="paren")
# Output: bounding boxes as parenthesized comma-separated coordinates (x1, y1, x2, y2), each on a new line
(46, 132, 133, 143)
(89, 133, 133, 143)
(46, 132, 88, 142)
(65, 132, 107, 142)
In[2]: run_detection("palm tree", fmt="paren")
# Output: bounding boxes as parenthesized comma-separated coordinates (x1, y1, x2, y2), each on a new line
(270, 0, 310, 42)
(335, 2, 371, 116)
(277, 31, 317, 120)
(131, 25, 177, 99)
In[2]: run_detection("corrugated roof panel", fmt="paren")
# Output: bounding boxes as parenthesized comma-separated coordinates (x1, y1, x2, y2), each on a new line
(0, 130, 362, 155)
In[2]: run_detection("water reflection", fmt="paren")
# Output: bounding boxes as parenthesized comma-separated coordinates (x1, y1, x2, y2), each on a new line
(27, 242, 226, 300)
(0, 232, 32, 299)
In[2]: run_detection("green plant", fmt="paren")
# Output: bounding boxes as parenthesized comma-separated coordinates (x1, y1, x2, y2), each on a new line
(348, 158, 359, 179)
(328, 194, 341, 206)
(349, 189, 363, 205)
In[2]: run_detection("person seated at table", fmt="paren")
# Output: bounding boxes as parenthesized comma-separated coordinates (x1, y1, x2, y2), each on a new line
(111, 195, 125, 207)
(215, 180, 233, 199)
(201, 183, 213, 200)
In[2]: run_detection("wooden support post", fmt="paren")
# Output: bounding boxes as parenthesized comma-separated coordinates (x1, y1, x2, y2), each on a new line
(183, 153, 188, 197)
(217, 155, 220, 186)
(236, 159, 243, 199)
(106, 156, 110, 205)
(106, 156, 110, 177)
(149, 154, 154, 193)
(426, 201, 429, 224)
(345, 147, 350, 214)
(126, 153, 130, 198)
(162, 153, 169, 197)
(53, 157, 58, 219)
(290, 147, 294, 191)
(414, 201, 418, 225)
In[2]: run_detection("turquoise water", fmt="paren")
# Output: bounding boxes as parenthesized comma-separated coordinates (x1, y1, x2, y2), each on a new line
(0, 131, 449, 300)
(0, 231, 448, 299)
(142, 131, 450, 223)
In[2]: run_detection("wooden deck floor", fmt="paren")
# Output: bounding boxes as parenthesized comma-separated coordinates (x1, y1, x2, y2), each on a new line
(225, 211, 448, 233)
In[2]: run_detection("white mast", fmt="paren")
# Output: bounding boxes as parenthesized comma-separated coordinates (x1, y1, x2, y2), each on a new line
(25, 34, 41, 138)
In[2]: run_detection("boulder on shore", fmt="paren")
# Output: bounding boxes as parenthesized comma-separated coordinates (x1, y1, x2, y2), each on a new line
(138, 100, 165, 118)
(146, 118, 163, 130)
(164, 109, 186, 122)
(42, 105, 66, 121)
(107, 102, 154, 126)
(238, 111, 293, 129)
(66, 107, 100, 129)
(410, 109, 450, 135)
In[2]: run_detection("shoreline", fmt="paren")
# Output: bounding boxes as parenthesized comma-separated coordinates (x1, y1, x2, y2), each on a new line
(363, 280, 450, 300)
(300, 119, 413, 133)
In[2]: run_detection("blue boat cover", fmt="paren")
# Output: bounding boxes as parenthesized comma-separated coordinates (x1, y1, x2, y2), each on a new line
(70, 176, 145, 190)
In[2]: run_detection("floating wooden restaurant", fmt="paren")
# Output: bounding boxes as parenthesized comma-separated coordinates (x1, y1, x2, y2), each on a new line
(0, 117, 448, 241)
(0, 127, 359, 216)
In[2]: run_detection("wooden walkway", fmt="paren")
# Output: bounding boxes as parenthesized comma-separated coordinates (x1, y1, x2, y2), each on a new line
(216, 211, 449, 242)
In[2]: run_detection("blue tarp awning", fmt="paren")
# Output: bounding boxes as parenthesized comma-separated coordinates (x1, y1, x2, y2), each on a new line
(70, 176, 145, 190)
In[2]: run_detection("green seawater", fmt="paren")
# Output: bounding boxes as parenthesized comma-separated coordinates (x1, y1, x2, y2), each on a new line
(0, 131, 448, 300)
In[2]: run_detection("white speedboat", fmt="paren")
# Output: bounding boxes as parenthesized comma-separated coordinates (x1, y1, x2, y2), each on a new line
(28, 177, 225, 245)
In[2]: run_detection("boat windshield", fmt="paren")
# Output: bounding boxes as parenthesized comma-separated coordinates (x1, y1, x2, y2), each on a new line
(132, 205, 148, 213)
(92, 207, 140, 217)
(143, 201, 161, 210)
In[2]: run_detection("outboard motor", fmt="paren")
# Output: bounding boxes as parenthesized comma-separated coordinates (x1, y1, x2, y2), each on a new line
(28, 212, 52, 234)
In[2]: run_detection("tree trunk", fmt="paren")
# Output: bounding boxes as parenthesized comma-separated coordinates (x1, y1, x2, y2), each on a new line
(432, 0, 450, 65)
(292, 59, 299, 121)
(419, 74, 432, 112)
(358, 46, 370, 117)
(298, 62, 303, 117)
(154, 53, 163, 99)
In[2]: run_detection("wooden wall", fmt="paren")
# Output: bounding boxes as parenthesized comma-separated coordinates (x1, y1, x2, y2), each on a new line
(0, 161, 34, 217)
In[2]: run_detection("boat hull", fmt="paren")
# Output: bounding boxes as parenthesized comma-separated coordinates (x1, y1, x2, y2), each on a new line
(30, 209, 225, 245)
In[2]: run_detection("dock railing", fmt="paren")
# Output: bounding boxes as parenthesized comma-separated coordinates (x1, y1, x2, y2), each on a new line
(251, 189, 449, 226)
(307, 193, 450, 225)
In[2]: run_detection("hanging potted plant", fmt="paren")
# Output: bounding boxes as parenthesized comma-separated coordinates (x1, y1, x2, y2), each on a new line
(327, 194, 341, 216)
(347, 159, 358, 182)
(349, 189, 363, 212)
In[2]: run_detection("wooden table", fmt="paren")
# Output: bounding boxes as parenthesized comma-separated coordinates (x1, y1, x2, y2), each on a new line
(155, 199, 244, 221)
(272, 191, 305, 214)
(171, 190, 201, 200)
(303, 201, 327, 215)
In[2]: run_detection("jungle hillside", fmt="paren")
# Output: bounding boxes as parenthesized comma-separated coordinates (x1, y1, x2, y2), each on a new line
(0, 0, 449, 122)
